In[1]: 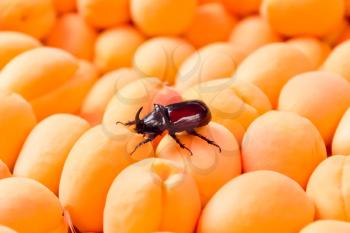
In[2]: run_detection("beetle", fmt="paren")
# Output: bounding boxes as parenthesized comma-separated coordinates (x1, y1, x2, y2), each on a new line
(116, 100, 222, 155)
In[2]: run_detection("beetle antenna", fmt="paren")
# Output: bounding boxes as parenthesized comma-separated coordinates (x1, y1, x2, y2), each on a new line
(116, 120, 135, 126)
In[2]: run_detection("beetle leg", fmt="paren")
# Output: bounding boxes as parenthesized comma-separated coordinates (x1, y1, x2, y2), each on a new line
(170, 133, 193, 156)
(130, 135, 155, 156)
(116, 120, 135, 126)
(187, 129, 222, 152)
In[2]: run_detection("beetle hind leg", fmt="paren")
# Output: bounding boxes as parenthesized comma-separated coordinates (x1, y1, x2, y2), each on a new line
(170, 133, 193, 156)
(187, 129, 222, 152)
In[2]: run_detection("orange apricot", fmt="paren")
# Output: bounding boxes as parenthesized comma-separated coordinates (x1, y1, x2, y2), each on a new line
(197, 171, 315, 233)
(0, 177, 67, 233)
(229, 15, 281, 57)
(278, 71, 350, 145)
(0, 226, 17, 233)
(223, 0, 261, 16)
(104, 158, 201, 233)
(307, 155, 350, 220)
(81, 68, 144, 126)
(13, 114, 90, 194)
(94, 26, 145, 74)
(53, 0, 76, 13)
(77, 0, 129, 29)
(242, 111, 327, 188)
(0, 161, 11, 179)
(332, 108, 350, 155)
(176, 42, 244, 91)
(0, 91, 36, 170)
(133, 37, 195, 84)
(59, 124, 154, 232)
(0, 31, 41, 70)
(46, 13, 97, 60)
(157, 122, 241, 205)
(234, 43, 312, 107)
(322, 19, 348, 46)
(300, 220, 350, 233)
(131, 0, 197, 36)
(182, 78, 271, 143)
(0, 0, 56, 39)
(185, 3, 236, 48)
(261, 0, 345, 37)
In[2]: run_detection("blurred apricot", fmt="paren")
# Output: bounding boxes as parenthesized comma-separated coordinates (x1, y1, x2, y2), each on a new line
(301, 220, 350, 233)
(261, 0, 345, 37)
(0, 226, 17, 233)
(229, 15, 281, 57)
(279, 71, 350, 145)
(197, 171, 315, 233)
(0, 31, 41, 70)
(0, 177, 67, 233)
(185, 3, 236, 48)
(322, 19, 348, 46)
(104, 158, 201, 233)
(332, 108, 350, 155)
(46, 13, 97, 60)
(134, 37, 195, 84)
(0, 91, 36, 170)
(242, 111, 327, 188)
(77, 0, 129, 29)
(223, 0, 261, 16)
(59, 125, 154, 232)
(53, 0, 76, 13)
(0, 0, 56, 39)
(0, 161, 11, 179)
(13, 114, 90, 194)
(307, 155, 350, 220)
(131, 0, 197, 36)
(234, 43, 312, 107)
(183, 78, 271, 143)
(94, 26, 145, 74)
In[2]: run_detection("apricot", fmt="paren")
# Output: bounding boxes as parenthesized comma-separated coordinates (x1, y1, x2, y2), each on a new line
(229, 16, 281, 57)
(332, 108, 350, 155)
(0, 31, 41, 70)
(185, 3, 236, 48)
(46, 13, 97, 60)
(81, 68, 144, 126)
(77, 0, 129, 29)
(131, 0, 197, 36)
(104, 158, 201, 233)
(0, 226, 17, 233)
(197, 171, 315, 233)
(322, 19, 348, 46)
(242, 111, 326, 188)
(0, 0, 56, 39)
(94, 26, 145, 74)
(300, 220, 350, 233)
(287, 37, 331, 69)
(322, 40, 350, 82)
(53, 0, 76, 13)
(234, 43, 312, 107)
(157, 122, 241, 205)
(307, 155, 350, 220)
(0, 91, 36, 170)
(261, 0, 345, 37)
(0, 161, 11, 179)
(176, 43, 244, 91)
(0, 177, 67, 233)
(182, 78, 271, 143)
(13, 114, 90, 194)
(278, 71, 350, 145)
(223, 0, 261, 16)
(59, 124, 154, 232)
(134, 37, 195, 84)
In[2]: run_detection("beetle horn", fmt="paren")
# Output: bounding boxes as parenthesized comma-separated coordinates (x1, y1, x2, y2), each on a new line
(135, 107, 143, 124)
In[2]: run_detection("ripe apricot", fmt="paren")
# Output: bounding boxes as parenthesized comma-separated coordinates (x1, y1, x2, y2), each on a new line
(242, 111, 327, 188)
(157, 122, 241, 205)
(0, 161, 11, 179)
(223, 0, 261, 16)
(261, 0, 345, 37)
(234, 43, 312, 107)
(332, 108, 350, 155)
(46, 13, 97, 60)
(77, 0, 129, 29)
(59, 124, 154, 232)
(300, 220, 350, 233)
(0, 0, 56, 39)
(104, 158, 201, 233)
(322, 19, 348, 46)
(185, 3, 236, 48)
(197, 171, 315, 233)
(182, 78, 271, 143)
(0, 177, 67, 233)
(307, 155, 350, 220)
(0, 226, 17, 233)
(94, 26, 145, 74)
(279, 71, 350, 145)
(53, 0, 76, 13)
(131, 0, 197, 36)
(176, 43, 244, 91)
(134, 37, 195, 84)
(229, 16, 281, 57)
(13, 114, 90, 194)
(81, 68, 144, 126)
(0, 91, 36, 170)
(0, 31, 41, 70)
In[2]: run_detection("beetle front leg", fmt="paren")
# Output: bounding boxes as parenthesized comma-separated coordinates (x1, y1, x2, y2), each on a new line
(116, 120, 135, 126)
(187, 129, 222, 152)
(130, 135, 156, 155)
(169, 133, 193, 156)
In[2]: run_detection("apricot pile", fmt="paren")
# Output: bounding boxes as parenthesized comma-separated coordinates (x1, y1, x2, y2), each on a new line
(2, 0, 350, 232)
